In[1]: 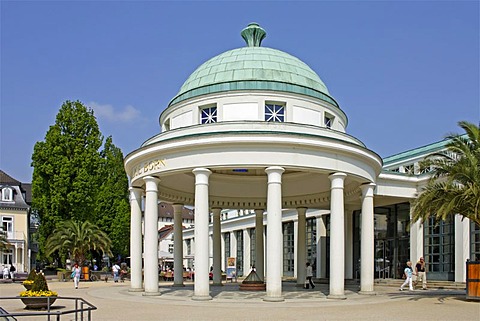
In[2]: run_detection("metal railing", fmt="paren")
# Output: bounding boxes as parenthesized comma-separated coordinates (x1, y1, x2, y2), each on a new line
(0, 296, 97, 321)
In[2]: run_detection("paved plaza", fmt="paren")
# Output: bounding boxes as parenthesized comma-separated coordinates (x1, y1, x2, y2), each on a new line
(0, 279, 478, 321)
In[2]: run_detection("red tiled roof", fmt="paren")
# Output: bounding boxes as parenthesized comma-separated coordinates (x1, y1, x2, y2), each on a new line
(158, 202, 194, 220)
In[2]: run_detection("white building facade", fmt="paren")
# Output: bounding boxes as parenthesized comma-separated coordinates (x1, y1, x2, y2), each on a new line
(124, 24, 479, 300)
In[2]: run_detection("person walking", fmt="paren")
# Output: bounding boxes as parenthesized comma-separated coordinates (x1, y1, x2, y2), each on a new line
(112, 263, 121, 283)
(2, 265, 9, 279)
(305, 262, 315, 289)
(415, 257, 427, 290)
(399, 261, 415, 291)
(9, 264, 16, 281)
(72, 262, 81, 289)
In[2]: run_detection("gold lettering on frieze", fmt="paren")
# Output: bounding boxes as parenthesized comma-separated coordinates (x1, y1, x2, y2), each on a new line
(132, 159, 167, 178)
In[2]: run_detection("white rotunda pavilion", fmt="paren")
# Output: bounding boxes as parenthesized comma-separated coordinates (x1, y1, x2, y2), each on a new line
(125, 23, 382, 301)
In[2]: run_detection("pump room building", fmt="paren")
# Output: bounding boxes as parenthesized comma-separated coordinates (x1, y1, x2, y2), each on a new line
(124, 23, 477, 301)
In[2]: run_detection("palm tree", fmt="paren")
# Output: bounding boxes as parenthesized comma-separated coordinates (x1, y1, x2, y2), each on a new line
(45, 220, 113, 265)
(411, 121, 480, 226)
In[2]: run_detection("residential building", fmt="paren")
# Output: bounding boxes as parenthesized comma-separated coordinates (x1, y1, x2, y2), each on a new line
(0, 170, 33, 273)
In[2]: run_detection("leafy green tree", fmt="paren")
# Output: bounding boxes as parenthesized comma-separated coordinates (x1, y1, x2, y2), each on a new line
(32, 100, 103, 258)
(96, 136, 130, 257)
(412, 121, 480, 226)
(31, 100, 130, 262)
(45, 220, 113, 265)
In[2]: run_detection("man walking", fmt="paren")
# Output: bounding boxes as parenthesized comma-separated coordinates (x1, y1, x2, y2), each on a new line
(305, 262, 315, 289)
(415, 257, 427, 290)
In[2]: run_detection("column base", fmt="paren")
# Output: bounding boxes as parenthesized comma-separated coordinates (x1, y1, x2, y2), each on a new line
(143, 291, 161, 296)
(128, 288, 144, 292)
(295, 283, 305, 288)
(263, 296, 285, 302)
(192, 295, 212, 301)
(359, 291, 376, 295)
(172, 283, 185, 287)
(327, 294, 346, 300)
(212, 282, 224, 286)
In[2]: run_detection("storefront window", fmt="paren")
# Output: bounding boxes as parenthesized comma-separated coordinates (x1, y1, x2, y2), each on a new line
(236, 231, 243, 276)
(424, 217, 454, 280)
(354, 203, 410, 279)
(306, 218, 317, 277)
(283, 221, 294, 276)
(249, 228, 256, 268)
(224, 233, 230, 265)
(471, 222, 480, 261)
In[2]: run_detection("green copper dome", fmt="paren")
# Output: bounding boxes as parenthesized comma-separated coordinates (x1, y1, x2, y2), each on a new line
(169, 24, 338, 108)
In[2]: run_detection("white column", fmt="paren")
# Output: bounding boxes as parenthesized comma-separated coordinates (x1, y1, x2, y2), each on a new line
(409, 201, 423, 270)
(360, 183, 376, 295)
(143, 176, 160, 296)
(264, 166, 285, 302)
(255, 209, 265, 281)
(296, 207, 307, 287)
(244, 229, 251, 274)
(221, 232, 226, 272)
(455, 215, 470, 282)
(317, 215, 327, 278)
(328, 172, 347, 299)
(212, 208, 223, 286)
(344, 208, 353, 279)
(129, 187, 144, 292)
(173, 203, 184, 287)
(192, 168, 212, 300)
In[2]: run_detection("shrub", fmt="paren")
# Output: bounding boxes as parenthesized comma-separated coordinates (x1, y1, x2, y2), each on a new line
(31, 273, 49, 292)
(26, 269, 37, 281)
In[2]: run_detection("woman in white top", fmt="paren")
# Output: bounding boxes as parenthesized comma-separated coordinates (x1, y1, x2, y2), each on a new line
(72, 263, 81, 289)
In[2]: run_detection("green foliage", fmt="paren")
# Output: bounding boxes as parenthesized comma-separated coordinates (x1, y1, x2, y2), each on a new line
(26, 269, 37, 281)
(0, 229, 9, 250)
(95, 136, 130, 257)
(45, 220, 113, 265)
(412, 121, 480, 226)
(31, 273, 49, 292)
(31, 100, 130, 262)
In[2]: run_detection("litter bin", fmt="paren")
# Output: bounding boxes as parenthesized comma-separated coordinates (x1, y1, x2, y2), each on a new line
(466, 260, 480, 300)
(82, 266, 90, 281)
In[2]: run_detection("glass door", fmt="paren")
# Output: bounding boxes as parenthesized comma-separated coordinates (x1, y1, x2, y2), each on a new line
(375, 239, 393, 279)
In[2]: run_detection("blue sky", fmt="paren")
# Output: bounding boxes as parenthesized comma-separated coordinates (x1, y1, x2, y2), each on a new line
(1, 1, 479, 183)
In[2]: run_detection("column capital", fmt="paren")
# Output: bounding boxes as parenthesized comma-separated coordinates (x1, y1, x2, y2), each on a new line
(144, 176, 160, 192)
(129, 187, 143, 202)
(172, 203, 184, 213)
(360, 182, 376, 198)
(265, 166, 285, 184)
(212, 208, 222, 217)
(296, 207, 307, 216)
(265, 166, 285, 174)
(192, 168, 212, 176)
(192, 168, 212, 185)
(328, 172, 347, 189)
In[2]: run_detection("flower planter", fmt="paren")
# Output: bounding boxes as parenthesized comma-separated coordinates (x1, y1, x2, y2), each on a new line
(20, 296, 57, 309)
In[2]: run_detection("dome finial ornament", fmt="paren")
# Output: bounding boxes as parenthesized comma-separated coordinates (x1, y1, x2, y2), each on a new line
(241, 23, 266, 47)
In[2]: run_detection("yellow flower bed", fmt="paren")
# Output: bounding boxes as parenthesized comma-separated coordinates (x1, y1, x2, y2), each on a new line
(19, 290, 58, 297)
(22, 280, 34, 285)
